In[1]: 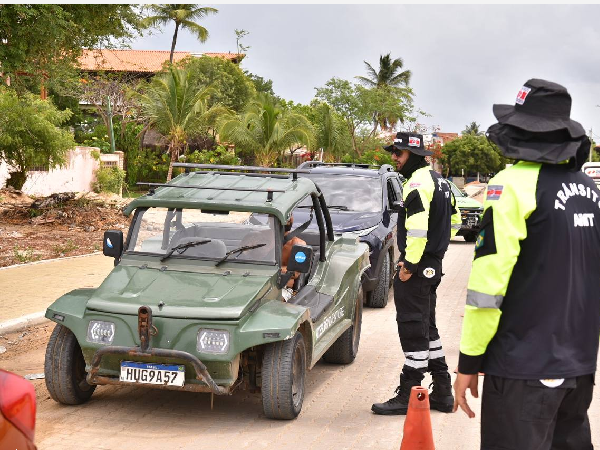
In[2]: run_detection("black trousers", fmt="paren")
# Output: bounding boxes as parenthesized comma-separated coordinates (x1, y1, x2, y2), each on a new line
(394, 274, 448, 381)
(481, 374, 595, 450)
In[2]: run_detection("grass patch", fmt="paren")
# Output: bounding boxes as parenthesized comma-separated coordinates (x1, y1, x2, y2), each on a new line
(13, 245, 40, 263)
(52, 239, 79, 256)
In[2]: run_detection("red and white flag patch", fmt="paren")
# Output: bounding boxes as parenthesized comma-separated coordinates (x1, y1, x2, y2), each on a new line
(487, 185, 503, 200)
(516, 86, 531, 105)
(408, 136, 420, 147)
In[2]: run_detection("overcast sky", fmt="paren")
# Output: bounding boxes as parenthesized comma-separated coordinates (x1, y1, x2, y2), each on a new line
(132, 4, 600, 140)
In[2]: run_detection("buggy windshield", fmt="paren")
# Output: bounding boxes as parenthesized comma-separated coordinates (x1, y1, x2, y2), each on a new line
(127, 207, 277, 264)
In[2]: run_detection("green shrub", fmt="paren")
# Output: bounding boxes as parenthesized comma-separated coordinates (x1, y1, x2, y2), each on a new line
(125, 147, 169, 187)
(93, 166, 125, 194)
(181, 145, 241, 166)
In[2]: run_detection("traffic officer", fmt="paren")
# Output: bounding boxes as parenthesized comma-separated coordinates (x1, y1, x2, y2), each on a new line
(454, 79, 600, 449)
(372, 132, 460, 415)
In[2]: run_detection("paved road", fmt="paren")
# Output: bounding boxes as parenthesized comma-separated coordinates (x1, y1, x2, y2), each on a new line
(0, 242, 598, 449)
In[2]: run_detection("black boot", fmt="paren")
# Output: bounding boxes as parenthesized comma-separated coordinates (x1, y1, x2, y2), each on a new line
(429, 372, 454, 413)
(371, 375, 421, 415)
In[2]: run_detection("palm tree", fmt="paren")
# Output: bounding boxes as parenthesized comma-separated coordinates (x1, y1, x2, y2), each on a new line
(219, 94, 314, 167)
(356, 53, 412, 131)
(462, 121, 483, 136)
(356, 53, 411, 89)
(133, 67, 228, 180)
(142, 5, 218, 63)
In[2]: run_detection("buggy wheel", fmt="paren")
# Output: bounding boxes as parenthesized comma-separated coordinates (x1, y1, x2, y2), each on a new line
(44, 324, 96, 405)
(366, 251, 389, 308)
(261, 331, 306, 420)
(322, 285, 363, 364)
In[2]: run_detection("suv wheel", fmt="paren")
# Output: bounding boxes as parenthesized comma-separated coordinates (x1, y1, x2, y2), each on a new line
(322, 285, 363, 364)
(464, 232, 478, 243)
(44, 324, 96, 405)
(367, 251, 390, 308)
(262, 331, 306, 420)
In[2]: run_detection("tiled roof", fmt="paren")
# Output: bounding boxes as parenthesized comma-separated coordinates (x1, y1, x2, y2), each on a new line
(436, 132, 459, 143)
(79, 49, 190, 73)
(78, 50, 246, 73)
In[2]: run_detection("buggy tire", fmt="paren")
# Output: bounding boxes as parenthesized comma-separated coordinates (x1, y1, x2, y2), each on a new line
(262, 331, 306, 420)
(464, 232, 478, 243)
(322, 285, 363, 364)
(367, 251, 389, 308)
(44, 324, 96, 405)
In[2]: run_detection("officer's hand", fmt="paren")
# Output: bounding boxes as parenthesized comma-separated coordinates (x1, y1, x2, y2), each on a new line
(453, 372, 479, 418)
(397, 262, 412, 282)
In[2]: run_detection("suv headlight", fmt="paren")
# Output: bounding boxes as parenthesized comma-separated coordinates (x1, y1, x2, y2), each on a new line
(197, 329, 230, 354)
(86, 320, 115, 345)
(356, 225, 379, 237)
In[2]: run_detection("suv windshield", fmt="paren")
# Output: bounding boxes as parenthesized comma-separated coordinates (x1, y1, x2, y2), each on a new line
(127, 207, 277, 264)
(448, 181, 465, 198)
(298, 174, 382, 212)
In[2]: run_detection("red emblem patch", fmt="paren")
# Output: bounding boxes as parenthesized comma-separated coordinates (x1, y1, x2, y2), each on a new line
(487, 185, 503, 200)
(408, 137, 420, 147)
(516, 86, 531, 105)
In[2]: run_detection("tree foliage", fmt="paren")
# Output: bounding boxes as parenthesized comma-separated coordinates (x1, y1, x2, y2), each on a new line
(0, 5, 142, 91)
(356, 53, 412, 88)
(439, 134, 507, 177)
(132, 67, 229, 180)
(0, 88, 76, 189)
(141, 4, 218, 63)
(314, 78, 413, 155)
(179, 56, 256, 113)
(218, 94, 314, 167)
(462, 121, 483, 136)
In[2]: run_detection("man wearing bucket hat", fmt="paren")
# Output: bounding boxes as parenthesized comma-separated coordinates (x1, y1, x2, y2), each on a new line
(371, 132, 460, 415)
(454, 79, 600, 448)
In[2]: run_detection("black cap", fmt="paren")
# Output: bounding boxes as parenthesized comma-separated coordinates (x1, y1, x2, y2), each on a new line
(492, 78, 585, 138)
(384, 132, 433, 156)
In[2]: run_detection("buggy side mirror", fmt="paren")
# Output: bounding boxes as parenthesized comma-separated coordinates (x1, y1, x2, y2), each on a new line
(287, 245, 314, 274)
(103, 230, 123, 262)
(278, 245, 314, 289)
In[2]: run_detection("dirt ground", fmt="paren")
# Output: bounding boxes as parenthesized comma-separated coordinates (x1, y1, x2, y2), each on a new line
(0, 188, 131, 267)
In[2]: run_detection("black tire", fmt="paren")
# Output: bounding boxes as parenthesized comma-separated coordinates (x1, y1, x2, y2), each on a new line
(367, 251, 390, 308)
(322, 285, 363, 364)
(44, 324, 96, 405)
(262, 331, 306, 420)
(464, 232, 478, 243)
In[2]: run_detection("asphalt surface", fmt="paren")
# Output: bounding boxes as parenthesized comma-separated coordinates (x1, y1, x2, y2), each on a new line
(0, 241, 598, 449)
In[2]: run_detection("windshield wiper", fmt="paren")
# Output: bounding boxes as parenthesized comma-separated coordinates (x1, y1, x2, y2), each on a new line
(215, 243, 266, 267)
(327, 205, 349, 211)
(160, 239, 212, 262)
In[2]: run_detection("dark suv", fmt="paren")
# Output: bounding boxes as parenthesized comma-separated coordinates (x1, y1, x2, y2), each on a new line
(295, 162, 402, 308)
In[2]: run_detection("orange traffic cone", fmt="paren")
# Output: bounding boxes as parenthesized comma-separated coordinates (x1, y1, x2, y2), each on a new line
(399, 386, 435, 450)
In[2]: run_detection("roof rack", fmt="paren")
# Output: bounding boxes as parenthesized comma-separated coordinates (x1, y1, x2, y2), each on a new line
(136, 182, 285, 202)
(172, 163, 309, 181)
(297, 161, 396, 174)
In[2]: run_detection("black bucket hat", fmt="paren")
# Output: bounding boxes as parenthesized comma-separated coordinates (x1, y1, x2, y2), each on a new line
(492, 78, 585, 138)
(384, 132, 432, 156)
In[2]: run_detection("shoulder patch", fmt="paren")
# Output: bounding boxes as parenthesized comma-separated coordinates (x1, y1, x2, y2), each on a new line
(409, 182, 421, 189)
(487, 185, 504, 201)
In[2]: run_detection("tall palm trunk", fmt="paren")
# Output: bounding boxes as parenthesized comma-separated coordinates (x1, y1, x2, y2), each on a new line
(170, 22, 180, 63)
(166, 141, 181, 181)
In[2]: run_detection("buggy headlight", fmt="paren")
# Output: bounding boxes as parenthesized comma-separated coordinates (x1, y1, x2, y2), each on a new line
(356, 225, 379, 237)
(86, 320, 115, 345)
(197, 329, 230, 354)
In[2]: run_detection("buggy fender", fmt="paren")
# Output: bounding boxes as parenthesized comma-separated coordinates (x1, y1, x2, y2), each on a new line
(45, 288, 96, 329)
(238, 300, 313, 350)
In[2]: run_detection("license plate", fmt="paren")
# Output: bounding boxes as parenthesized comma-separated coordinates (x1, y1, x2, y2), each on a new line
(119, 361, 185, 387)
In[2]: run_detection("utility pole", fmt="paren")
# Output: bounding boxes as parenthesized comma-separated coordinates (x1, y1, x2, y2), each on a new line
(107, 96, 116, 154)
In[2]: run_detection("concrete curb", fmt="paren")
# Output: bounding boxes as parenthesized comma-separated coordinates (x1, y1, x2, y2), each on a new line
(0, 311, 50, 335)
(0, 251, 102, 271)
